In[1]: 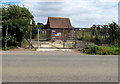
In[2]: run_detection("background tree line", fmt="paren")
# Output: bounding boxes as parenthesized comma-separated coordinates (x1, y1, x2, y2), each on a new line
(77, 22, 120, 55)
(77, 22, 120, 48)
(90, 22, 120, 47)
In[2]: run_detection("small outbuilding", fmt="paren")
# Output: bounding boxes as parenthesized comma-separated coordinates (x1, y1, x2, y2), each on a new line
(44, 17, 73, 41)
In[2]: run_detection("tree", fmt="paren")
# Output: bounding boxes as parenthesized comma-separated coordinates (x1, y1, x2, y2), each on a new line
(37, 22, 44, 28)
(2, 4, 34, 47)
(91, 25, 102, 45)
(108, 22, 119, 46)
(90, 24, 96, 41)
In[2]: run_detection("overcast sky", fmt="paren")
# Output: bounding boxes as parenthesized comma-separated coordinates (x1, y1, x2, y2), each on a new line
(1, 0, 119, 28)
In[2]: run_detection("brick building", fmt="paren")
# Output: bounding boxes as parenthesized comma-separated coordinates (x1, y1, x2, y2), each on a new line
(44, 17, 73, 41)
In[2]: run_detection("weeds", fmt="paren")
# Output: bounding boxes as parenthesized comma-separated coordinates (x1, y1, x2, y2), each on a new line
(85, 45, 120, 55)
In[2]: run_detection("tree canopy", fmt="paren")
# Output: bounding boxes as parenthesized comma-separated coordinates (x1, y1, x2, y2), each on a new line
(2, 4, 35, 47)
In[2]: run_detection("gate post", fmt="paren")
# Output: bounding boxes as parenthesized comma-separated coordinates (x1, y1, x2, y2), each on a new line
(72, 27, 74, 48)
(74, 28, 77, 48)
(37, 28, 39, 48)
(63, 28, 65, 48)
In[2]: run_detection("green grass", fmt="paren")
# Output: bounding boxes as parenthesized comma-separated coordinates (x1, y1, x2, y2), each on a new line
(85, 45, 120, 55)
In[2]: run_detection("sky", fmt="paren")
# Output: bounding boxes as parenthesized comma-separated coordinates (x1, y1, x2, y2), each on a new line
(119, 1, 120, 25)
(1, 0, 119, 28)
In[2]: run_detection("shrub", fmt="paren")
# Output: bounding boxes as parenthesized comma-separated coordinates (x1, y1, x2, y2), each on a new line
(85, 45, 120, 55)
(94, 37, 103, 46)
(85, 45, 99, 54)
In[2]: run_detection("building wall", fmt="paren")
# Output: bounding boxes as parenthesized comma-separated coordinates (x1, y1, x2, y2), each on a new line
(46, 29, 72, 41)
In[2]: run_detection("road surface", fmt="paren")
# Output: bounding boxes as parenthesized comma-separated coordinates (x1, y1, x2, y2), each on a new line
(2, 51, 118, 82)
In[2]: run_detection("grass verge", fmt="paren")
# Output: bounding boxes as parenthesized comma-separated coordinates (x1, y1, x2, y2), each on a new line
(83, 45, 120, 55)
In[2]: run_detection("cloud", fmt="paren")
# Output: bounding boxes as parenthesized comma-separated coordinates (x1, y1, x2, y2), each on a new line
(1, 0, 6, 3)
(19, 0, 118, 27)
(1, 0, 23, 2)
(99, 0, 119, 3)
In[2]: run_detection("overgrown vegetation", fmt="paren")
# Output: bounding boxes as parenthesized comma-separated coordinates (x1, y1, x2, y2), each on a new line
(77, 22, 120, 55)
(2, 4, 35, 48)
(78, 22, 120, 47)
(83, 45, 120, 55)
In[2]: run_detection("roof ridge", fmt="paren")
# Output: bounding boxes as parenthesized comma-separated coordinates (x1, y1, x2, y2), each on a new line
(48, 17, 70, 19)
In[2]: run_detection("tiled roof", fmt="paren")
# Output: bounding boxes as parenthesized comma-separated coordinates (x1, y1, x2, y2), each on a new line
(47, 17, 72, 28)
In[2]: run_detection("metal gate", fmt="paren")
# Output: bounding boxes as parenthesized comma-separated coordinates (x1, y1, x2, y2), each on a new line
(33, 28, 77, 49)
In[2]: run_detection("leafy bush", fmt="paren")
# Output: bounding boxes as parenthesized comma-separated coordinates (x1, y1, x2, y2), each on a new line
(2, 35, 19, 47)
(94, 37, 101, 46)
(85, 45, 99, 54)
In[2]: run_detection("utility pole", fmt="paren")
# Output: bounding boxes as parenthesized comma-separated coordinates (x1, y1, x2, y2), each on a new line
(5, 25, 8, 48)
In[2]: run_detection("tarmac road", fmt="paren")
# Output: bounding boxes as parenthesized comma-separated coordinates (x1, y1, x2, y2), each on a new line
(2, 51, 118, 82)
